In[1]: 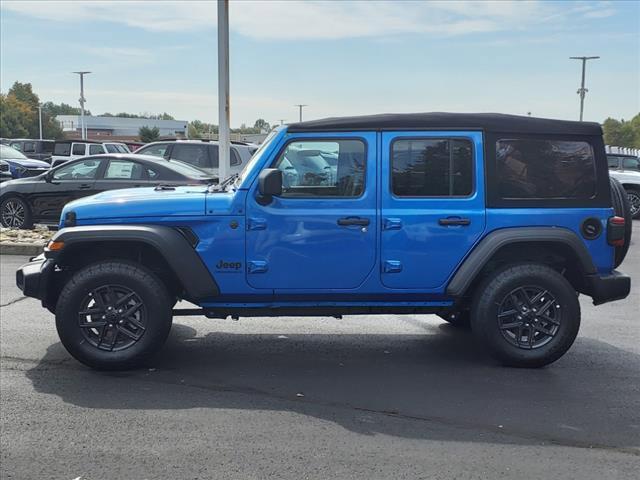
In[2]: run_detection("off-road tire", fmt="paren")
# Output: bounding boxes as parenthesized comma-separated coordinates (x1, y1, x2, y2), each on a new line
(0, 196, 34, 229)
(56, 261, 173, 370)
(471, 263, 580, 368)
(609, 177, 632, 267)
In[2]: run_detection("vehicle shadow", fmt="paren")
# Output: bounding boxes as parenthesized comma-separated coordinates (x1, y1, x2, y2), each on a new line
(25, 321, 640, 449)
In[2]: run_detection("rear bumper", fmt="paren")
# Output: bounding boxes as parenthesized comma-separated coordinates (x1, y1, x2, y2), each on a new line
(584, 270, 631, 305)
(15, 255, 55, 307)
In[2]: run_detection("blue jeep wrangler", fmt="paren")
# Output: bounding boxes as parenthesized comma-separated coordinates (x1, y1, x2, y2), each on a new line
(16, 113, 632, 370)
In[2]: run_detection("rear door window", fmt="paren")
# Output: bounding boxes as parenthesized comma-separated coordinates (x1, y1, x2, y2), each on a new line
(496, 139, 596, 199)
(170, 144, 211, 169)
(391, 138, 473, 197)
(137, 143, 169, 158)
(622, 157, 639, 170)
(89, 144, 104, 155)
(104, 159, 146, 180)
(72, 144, 86, 156)
(54, 143, 71, 156)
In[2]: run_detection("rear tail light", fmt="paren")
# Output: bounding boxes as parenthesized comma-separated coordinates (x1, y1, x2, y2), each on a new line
(607, 216, 625, 247)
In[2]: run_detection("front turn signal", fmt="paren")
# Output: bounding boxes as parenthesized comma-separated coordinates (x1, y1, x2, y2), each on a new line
(45, 240, 65, 252)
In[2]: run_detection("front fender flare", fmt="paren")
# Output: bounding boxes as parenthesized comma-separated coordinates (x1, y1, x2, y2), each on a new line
(49, 224, 219, 301)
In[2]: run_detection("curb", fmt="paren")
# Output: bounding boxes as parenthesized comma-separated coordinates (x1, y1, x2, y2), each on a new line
(0, 243, 45, 256)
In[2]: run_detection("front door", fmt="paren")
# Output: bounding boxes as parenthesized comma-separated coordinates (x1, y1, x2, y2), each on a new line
(31, 158, 104, 222)
(380, 131, 486, 289)
(245, 133, 377, 290)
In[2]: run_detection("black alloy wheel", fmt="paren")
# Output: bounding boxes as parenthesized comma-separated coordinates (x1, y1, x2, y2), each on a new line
(78, 285, 147, 352)
(626, 189, 640, 219)
(1, 197, 32, 229)
(497, 286, 560, 350)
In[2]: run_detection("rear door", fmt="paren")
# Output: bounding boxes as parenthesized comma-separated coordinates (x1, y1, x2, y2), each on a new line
(380, 131, 486, 289)
(94, 157, 150, 193)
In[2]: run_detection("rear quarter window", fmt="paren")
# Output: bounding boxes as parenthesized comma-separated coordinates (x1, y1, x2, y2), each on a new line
(54, 143, 71, 156)
(496, 139, 596, 199)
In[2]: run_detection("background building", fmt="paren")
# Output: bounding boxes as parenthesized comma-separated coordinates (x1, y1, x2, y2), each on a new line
(56, 115, 188, 141)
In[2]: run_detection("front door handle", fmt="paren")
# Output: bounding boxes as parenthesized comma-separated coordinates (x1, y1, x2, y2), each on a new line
(337, 217, 370, 227)
(78, 184, 92, 190)
(438, 217, 471, 226)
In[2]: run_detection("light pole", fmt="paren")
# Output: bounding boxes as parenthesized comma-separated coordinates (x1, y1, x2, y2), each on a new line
(294, 104, 308, 122)
(569, 56, 599, 121)
(217, 0, 231, 182)
(37, 104, 43, 139)
(73, 71, 91, 139)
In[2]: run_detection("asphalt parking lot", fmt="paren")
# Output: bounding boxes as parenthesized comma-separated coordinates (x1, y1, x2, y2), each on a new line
(1, 225, 639, 479)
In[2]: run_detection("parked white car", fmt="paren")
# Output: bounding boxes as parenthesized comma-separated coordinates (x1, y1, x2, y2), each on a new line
(608, 153, 640, 218)
(51, 140, 130, 167)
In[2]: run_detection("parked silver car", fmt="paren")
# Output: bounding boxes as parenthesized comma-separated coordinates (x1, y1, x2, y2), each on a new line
(134, 140, 257, 179)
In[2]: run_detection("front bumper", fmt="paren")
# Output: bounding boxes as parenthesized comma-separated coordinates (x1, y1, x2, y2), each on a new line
(15, 255, 55, 307)
(584, 270, 631, 305)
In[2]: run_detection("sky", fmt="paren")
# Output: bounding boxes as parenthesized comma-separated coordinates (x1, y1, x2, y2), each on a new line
(0, 0, 638, 127)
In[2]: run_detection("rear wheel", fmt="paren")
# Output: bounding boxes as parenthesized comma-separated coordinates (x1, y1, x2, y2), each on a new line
(56, 261, 173, 370)
(1, 197, 33, 229)
(471, 264, 580, 368)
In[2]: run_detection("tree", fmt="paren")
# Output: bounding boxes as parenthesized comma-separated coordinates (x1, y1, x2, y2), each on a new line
(41, 101, 85, 116)
(253, 118, 270, 132)
(8, 82, 39, 110)
(603, 115, 640, 148)
(0, 94, 31, 138)
(139, 126, 160, 143)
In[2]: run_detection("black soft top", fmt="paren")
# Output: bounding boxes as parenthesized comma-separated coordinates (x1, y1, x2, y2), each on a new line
(288, 112, 602, 136)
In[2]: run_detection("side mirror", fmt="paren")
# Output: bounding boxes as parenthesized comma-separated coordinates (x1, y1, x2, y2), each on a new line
(44, 171, 54, 183)
(257, 168, 282, 205)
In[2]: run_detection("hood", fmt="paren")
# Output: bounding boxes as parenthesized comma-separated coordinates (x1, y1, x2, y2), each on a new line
(610, 169, 640, 184)
(3, 158, 50, 168)
(62, 185, 211, 222)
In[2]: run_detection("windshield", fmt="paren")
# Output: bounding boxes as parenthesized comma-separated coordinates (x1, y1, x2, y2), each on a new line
(0, 144, 28, 160)
(235, 129, 281, 186)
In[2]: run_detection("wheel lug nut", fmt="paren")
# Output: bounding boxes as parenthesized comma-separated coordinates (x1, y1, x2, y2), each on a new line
(102, 315, 106, 319)
(119, 320, 123, 324)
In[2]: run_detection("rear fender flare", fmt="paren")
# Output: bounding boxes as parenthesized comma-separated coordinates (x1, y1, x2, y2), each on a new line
(446, 227, 596, 297)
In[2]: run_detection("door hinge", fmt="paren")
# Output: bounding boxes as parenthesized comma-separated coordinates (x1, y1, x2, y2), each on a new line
(247, 218, 267, 231)
(247, 260, 268, 274)
(382, 218, 402, 230)
(383, 260, 403, 273)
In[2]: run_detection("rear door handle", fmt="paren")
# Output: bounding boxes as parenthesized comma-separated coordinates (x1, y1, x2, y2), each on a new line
(337, 217, 370, 227)
(78, 184, 92, 190)
(438, 217, 471, 226)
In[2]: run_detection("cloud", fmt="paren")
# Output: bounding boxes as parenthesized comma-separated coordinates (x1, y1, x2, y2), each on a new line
(1, 0, 620, 39)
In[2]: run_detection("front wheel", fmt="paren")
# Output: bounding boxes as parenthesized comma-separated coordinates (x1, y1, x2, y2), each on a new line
(56, 261, 173, 370)
(471, 264, 580, 368)
(1, 197, 33, 229)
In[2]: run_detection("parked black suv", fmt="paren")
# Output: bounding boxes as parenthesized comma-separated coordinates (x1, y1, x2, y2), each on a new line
(7, 139, 55, 163)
